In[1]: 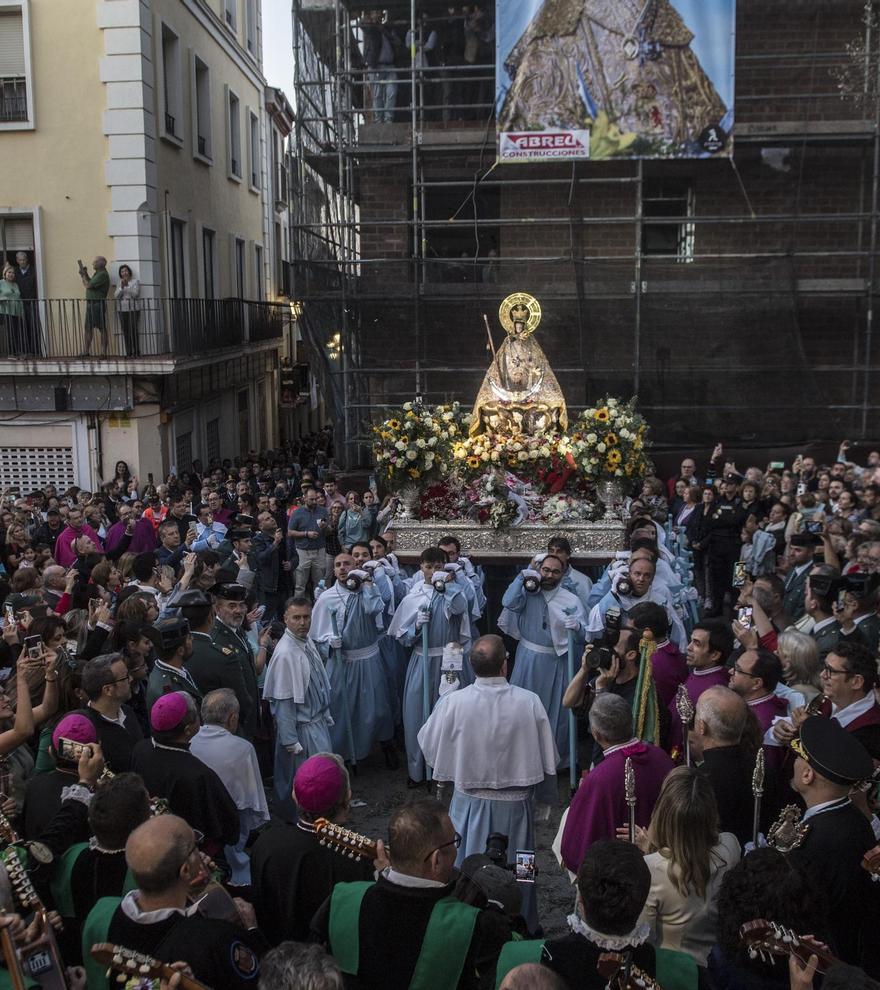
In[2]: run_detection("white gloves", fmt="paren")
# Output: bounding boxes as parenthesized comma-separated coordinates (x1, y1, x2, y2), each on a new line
(285, 742, 304, 755)
(329, 635, 343, 650)
(416, 607, 431, 629)
(521, 568, 541, 581)
(349, 569, 369, 581)
(563, 614, 581, 630)
(362, 560, 380, 572)
(444, 562, 462, 574)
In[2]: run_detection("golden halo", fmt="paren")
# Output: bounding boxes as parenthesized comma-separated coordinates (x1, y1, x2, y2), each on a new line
(498, 292, 542, 336)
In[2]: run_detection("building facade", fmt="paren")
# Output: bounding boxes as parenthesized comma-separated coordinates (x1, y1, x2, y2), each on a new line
(0, 0, 288, 491)
(291, 0, 880, 465)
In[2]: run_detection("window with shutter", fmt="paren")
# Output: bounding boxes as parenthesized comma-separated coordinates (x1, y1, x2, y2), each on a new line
(0, 10, 27, 123)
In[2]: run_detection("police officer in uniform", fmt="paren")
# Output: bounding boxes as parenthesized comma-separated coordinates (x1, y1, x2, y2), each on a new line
(208, 582, 267, 740)
(783, 534, 818, 622)
(787, 716, 880, 974)
(146, 617, 202, 711)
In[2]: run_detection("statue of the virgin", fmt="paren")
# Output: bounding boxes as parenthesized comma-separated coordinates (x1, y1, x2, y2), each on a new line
(470, 293, 568, 437)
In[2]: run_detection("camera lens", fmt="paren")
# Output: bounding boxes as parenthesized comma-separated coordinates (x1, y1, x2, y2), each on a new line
(523, 576, 540, 593)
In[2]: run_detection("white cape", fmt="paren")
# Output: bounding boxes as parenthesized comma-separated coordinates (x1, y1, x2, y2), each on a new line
(190, 724, 269, 826)
(417, 677, 559, 789)
(263, 629, 320, 703)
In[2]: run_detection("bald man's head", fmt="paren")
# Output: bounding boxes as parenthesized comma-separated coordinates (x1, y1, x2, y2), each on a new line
(695, 685, 747, 745)
(470, 634, 507, 678)
(500, 963, 566, 990)
(126, 815, 197, 894)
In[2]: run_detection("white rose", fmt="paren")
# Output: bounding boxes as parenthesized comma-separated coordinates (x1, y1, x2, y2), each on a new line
(416, 439, 426, 448)
(402, 402, 413, 411)
(598, 442, 607, 453)
(539, 447, 550, 457)
(490, 451, 500, 461)
(442, 411, 453, 421)
(395, 441, 406, 451)
(518, 451, 528, 461)
(428, 436, 437, 447)
(587, 433, 597, 444)
(512, 443, 522, 452)
(615, 468, 624, 476)
(529, 450, 538, 459)
(406, 450, 417, 461)
(481, 452, 490, 462)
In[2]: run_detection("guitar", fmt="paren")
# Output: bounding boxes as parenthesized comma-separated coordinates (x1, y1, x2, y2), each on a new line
(313, 818, 379, 862)
(804, 694, 828, 717)
(0, 908, 68, 990)
(0, 921, 29, 990)
(90, 943, 212, 990)
(739, 919, 838, 971)
(596, 951, 663, 990)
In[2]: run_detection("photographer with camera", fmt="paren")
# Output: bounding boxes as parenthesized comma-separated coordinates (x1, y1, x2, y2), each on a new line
(310, 552, 396, 769)
(418, 634, 557, 933)
(500, 555, 586, 795)
(388, 547, 472, 786)
(803, 565, 868, 658)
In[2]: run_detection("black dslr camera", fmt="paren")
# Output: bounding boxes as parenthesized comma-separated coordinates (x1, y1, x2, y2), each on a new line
(586, 606, 622, 671)
(523, 572, 541, 593)
(432, 574, 449, 593)
(484, 832, 509, 867)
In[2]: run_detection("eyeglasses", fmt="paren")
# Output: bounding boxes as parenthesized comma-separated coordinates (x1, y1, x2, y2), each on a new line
(821, 663, 851, 678)
(732, 663, 758, 677)
(109, 673, 132, 684)
(423, 831, 461, 862)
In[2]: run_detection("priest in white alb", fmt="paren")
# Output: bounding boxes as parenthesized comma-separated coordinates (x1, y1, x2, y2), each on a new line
(418, 634, 558, 931)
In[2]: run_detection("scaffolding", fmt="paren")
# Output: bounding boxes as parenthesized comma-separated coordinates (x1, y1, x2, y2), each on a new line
(290, 0, 880, 466)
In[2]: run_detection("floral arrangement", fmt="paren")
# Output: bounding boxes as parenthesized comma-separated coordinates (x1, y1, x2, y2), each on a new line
(371, 400, 470, 488)
(450, 432, 575, 481)
(571, 395, 653, 482)
(542, 492, 605, 526)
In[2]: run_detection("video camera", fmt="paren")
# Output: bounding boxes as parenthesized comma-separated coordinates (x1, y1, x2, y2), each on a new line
(343, 573, 364, 592)
(432, 574, 449, 594)
(586, 606, 622, 671)
(523, 572, 541, 594)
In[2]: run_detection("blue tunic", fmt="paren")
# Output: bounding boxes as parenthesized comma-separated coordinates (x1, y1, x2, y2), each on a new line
(391, 584, 472, 781)
(313, 584, 395, 762)
(501, 579, 584, 772)
(267, 640, 333, 822)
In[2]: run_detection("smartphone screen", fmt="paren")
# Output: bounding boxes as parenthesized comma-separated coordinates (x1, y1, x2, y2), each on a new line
(515, 850, 536, 883)
(23, 635, 43, 660)
(737, 606, 753, 630)
(732, 562, 746, 588)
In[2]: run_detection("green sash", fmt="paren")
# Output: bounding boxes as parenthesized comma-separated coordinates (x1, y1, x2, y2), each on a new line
(656, 947, 699, 990)
(81, 896, 122, 990)
(493, 941, 698, 990)
(494, 939, 544, 989)
(329, 882, 480, 990)
(50, 843, 137, 919)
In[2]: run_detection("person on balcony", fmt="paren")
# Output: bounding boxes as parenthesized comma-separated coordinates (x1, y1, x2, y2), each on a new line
(13, 251, 40, 356)
(0, 265, 24, 358)
(114, 264, 141, 357)
(80, 255, 111, 358)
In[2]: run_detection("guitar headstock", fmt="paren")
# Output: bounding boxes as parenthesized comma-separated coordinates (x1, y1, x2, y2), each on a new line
(1, 847, 41, 913)
(862, 845, 880, 881)
(91, 944, 207, 990)
(596, 951, 660, 990)
(313, 818, 378, 861)
(739, 920, 835, 971)
(91, 944, 164, 988)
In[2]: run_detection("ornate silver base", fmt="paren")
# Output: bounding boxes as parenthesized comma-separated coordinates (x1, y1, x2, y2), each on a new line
(390, 518, 625, 562)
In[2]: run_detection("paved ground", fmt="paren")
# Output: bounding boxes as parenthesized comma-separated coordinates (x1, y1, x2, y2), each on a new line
(335, 750, 576, 938)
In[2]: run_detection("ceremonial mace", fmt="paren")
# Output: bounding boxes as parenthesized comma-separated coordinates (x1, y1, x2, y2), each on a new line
(751, 748, 765, 848)
(564, 607, 578, 795)
(421, 592, 436, 784)
(625, 756, 636, 843)
(330, 609, 357, 772)
(482, 314, 497, 362)
(674, 684, 695, 766)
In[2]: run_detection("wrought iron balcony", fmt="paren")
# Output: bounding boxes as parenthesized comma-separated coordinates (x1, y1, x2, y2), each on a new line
(0, 297, 286, 363)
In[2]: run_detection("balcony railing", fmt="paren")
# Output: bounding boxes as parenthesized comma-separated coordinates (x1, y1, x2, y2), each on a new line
(0, 77, 27, 123)
(0, 297, 285, 361)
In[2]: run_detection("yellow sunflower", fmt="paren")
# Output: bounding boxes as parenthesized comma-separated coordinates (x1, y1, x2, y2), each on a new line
(595, 407, 610, 422)
(387, 419, 401, 430)
(408, 468, 421, 479)
(605, 432, 618, 445)
(466, 455, 481, 469)
(607, 449, 622, 466)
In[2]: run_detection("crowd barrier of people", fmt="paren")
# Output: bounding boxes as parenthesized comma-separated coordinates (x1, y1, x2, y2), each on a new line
(0, 436, 874, 989)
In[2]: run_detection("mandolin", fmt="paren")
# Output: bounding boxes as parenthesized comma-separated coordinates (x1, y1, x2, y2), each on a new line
(739, 919, 838, 971)
(0, 920, 29, 990)
(313, 818, 379, 862)
(91, 943, 212, 990)
(596, 951, 663, 990)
